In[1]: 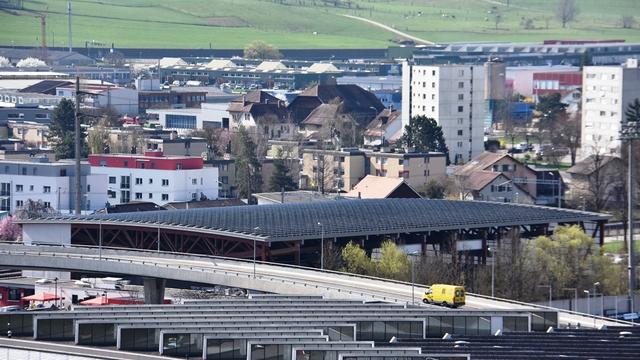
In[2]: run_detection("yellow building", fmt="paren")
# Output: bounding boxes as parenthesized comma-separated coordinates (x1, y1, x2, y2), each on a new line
(300, 148, 447, 192)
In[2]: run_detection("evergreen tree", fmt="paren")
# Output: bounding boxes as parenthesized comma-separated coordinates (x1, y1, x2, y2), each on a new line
(400, 115, 449, 162)
(48, 98, 86, 159)
(235, 127, 262, 202)
(269, 154, 297, 192)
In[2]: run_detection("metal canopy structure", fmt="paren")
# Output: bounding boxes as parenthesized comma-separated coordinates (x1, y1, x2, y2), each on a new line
(22, 199, 609, 242)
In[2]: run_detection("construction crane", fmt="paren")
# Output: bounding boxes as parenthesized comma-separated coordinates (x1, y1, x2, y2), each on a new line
(34, 13, 47, 63)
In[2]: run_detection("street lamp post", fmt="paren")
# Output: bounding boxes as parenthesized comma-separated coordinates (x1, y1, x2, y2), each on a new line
(620, 116, 640, 316)
(54, 277, 58, 308)
(538, 285, 552, 307)
(408, 252, 420, 306)
(253, 227, 260, 278)
(584, 290, 591, 315)
(563, 288, 578, 312)
(489, 247, 498, 298)
(593, 282, 603, 317)
(317, 222, 324, 270)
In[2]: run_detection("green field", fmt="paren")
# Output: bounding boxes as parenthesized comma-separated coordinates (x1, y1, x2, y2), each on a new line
(0, 0, 639, 49)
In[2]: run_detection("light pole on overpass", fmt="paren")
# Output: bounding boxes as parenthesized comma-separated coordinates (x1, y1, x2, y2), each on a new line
(538, 284, 552, 307)
(620, 116, 640, 318)
(489, 247, 498, 298)
(317, 222, 324, 270)
(253, 227, 260, 278)
(408, 252, 420, 306)
(563, 287, 578, 312)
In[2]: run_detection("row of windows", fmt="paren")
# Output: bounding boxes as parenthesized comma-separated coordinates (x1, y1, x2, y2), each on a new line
(585, 73, 617, 80)
(165, 114, 197, 129)
(109, 176, 173, 186)
(108, 190, 170, 202)
(12, 184, 90, 193)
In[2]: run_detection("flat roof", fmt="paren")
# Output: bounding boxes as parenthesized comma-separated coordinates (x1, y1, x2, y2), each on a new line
(20, 199, 610, 242)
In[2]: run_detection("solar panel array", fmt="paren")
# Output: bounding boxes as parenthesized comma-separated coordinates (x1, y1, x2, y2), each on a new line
(388, 327, 640, 360)
(0, 295, 562, 360)
(31, 199, 609, 242)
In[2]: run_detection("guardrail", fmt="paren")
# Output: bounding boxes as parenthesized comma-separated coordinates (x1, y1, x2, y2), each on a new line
(0, 244, 413, 305)
(0, 241, 635, 326)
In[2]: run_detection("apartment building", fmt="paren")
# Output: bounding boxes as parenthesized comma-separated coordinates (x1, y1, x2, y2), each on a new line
(402, 62, 485, 164)
(300, 148, 446, 192)
(89, 152, 218, 206)
(581, 59, 640, 157)
(0, 158, 107, 214)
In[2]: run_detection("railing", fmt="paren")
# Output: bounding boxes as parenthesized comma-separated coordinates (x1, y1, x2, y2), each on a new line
(0, 241, 635, 326)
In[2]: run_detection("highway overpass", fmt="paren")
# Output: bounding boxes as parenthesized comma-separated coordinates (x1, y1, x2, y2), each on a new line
(0, 243, 630, 329)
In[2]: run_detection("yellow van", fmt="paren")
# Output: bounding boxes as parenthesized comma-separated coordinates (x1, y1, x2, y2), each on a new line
(422, 284, 465, 308)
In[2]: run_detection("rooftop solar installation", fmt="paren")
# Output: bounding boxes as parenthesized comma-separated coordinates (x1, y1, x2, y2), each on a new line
(24, 199, 610, 242)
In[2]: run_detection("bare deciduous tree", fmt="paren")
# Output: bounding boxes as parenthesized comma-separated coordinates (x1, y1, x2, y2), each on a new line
(556, 0, 579, 28)
(551, 112, 581, 165)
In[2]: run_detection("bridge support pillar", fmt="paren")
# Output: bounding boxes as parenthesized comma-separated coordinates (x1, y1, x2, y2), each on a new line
(143, 277, 166, 304)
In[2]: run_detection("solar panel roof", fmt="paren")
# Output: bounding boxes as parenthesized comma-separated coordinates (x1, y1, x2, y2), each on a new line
(23, 199, 609, 242)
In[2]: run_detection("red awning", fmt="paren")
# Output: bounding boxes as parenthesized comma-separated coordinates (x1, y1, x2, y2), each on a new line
(79, 296, 146, 306)
(79, 296, 109, 306)
(21, 293, 63, 302)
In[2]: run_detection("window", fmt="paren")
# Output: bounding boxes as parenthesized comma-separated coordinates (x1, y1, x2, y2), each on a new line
(458, 94, 464, 100)
(43, 202, 50, 208)
(148, 193, 153, 199)
(192, 179, 197, 185)
(165, 114, 197, 129)
(149, 179, 153, 184)
(161, 194, 169, 201)
(135, 192, 142, 200)
(16, 200, 23, 207)
(431, 94, 436, 100)
(458, 106, 464, 113)
(108, 190, 116, 198)
(502, 164, 510, 172)
(431, 106, 435, 112)
(432, 70, 436, 76)
(457, 130, 463, 136)
(600, 111, 606, 116)
(29, 185, 34, 191)
(162, 179, 169, 186)
(21, 168, 26, 175)
(192, 193, 197, 200)
(458, 82, 464, 89)
(120, 176, 130, 189)
(458, 69, 465, 76)
(398, 159, 404, 165)
(432, 82, 436, 88)
(120, 191, 130, 203)
(15, 185, 23, 192)
(135, 178, 143, 185)
(109, 176, 116, 184)
(176, 163, 183, 170)
(87, 184, 91, 192)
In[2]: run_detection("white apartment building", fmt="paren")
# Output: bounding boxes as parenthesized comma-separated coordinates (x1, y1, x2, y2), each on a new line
(402, 62, 485, 164)
(581, 59, 640, 158)
(0, 159, 108, 214)
(89, 152, 218, 205)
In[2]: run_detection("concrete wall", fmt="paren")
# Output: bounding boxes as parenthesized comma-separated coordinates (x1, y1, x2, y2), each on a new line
(22, 223, 72, 280)
(534, 294, 640, 319)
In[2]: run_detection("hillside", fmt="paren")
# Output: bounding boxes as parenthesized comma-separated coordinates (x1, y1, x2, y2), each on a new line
(0, 0, 639, 49)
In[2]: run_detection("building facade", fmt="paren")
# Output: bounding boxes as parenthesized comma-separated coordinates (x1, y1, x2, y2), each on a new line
(402, 62, 485, 164)
(581, 60, 640, 157)
(0, 159, 107, 214)
(300, 148, 446, 192)
(89, 152, 218, 206)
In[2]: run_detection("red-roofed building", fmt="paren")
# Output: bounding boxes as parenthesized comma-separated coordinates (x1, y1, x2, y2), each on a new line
(89, 152, 218, 205)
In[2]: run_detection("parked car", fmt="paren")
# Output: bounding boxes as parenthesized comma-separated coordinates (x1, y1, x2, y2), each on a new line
(0, 305, 22, 312)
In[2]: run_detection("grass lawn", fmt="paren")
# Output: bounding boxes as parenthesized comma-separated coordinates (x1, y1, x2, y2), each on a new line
(602, 240, 640, 254)
(0, 0, 639, 48)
